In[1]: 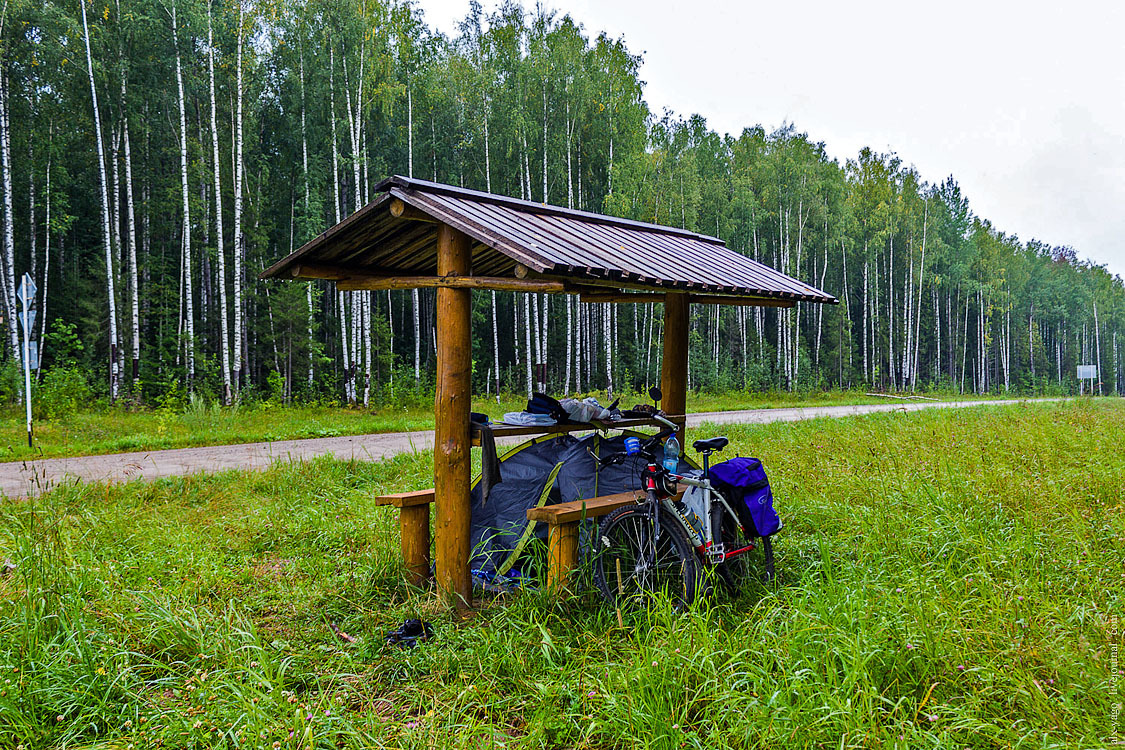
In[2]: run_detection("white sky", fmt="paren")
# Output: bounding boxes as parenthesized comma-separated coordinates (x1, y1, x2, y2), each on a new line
(416, 0, 1125, 277)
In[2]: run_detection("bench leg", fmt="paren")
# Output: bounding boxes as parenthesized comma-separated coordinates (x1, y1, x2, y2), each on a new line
(547, 521, 580, 593)
(400, 504, 431, 587)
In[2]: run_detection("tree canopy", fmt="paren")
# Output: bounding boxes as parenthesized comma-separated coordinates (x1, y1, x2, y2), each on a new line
(2, 0, 1122, 405)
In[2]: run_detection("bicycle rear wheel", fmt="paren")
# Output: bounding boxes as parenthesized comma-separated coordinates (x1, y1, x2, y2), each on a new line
(593, 503, 701, 609)
(717, 511, 751, 591)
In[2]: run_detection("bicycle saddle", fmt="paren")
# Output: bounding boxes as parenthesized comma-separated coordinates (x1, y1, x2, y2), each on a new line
(692, 436, 728, 453)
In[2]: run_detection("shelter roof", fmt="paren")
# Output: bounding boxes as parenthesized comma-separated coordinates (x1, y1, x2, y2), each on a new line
(261, 176, 837, 305)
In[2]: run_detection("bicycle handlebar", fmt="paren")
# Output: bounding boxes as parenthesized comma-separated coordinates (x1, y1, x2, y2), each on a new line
(594, 423, 677, 470)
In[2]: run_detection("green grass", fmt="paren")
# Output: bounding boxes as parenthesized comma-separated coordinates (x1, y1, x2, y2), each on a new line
(0, 388, 1023, 463)
(1, 400, 1120, 748)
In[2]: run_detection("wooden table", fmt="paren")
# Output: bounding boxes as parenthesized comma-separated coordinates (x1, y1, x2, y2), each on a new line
(470, 414, 686, 446)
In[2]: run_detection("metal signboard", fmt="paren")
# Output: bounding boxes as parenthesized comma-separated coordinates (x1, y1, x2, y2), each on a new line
(18, 309, 35, 332)
(1076, 365, 1098, 379)
(16, 273, 35, 307)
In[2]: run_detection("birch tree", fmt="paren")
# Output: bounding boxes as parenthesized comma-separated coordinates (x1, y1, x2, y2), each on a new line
(81, 0, 119, 399)
(232, 0, 246, 395)
(208, 3, 232, 403)
(172, 0, 194, 390)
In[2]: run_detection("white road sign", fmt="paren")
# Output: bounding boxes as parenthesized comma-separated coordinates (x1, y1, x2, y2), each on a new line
(18, 309, 35, 332)
(1076, 365, 1098, 379)
(16, 273, 35, 307)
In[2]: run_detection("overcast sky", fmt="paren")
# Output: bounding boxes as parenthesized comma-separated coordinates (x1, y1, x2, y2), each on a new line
(416, 0, 1125, 277)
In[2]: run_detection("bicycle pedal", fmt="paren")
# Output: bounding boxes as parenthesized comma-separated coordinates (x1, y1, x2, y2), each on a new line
(706, 545, 727, 564)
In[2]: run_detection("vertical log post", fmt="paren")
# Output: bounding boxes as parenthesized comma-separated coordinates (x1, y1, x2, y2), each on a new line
(399, 503, 430, 587)
(661, 292, 690, 444)
(434, 223, 473, 608)
(546, 522, 580, 593)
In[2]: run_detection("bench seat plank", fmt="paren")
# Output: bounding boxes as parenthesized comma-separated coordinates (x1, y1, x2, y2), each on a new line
(526, 486, 685, 525)
(374, 489, 436, 508)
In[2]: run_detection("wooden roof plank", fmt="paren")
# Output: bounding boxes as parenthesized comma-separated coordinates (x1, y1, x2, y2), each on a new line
(396, 189, 556, 272)
(261, 175, 838, 305)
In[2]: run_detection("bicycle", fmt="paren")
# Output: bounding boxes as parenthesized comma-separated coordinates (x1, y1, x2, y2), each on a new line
(591, 411, 774, 609)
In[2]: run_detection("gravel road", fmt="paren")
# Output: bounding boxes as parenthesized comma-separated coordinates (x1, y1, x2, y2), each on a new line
(0, 398, 1060, 498)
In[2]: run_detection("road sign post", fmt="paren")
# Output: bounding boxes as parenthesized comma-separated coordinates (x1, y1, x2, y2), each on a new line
(17, 273, 35, 448)
(1076, 364, 1097, 395)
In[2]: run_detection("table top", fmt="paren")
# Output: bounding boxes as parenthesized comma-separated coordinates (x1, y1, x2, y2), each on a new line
(470, 414, 685, 444)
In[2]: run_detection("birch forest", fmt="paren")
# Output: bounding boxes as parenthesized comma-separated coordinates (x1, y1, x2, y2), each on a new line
(2, 0, 1124, 407)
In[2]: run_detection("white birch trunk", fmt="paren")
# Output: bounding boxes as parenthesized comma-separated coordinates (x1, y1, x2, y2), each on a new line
(565, 99, 573, 209)
(232, 2, 245, 395)
(299, 39, 314, 388)
(407, 83, 413, 180)
(960, 292, 969, 393)
(483, 96, 490, 192)
(329, 44, 352, 402)
(604, 303, 613, 396)
(542, 294, 549, 386)
(1093, 300, 1103, 395)
(911, 201, 928, 389)
(412, 289, 420, 384)
(565, 295, 573, 392)
(363, 291, 372, 406)
(491, 291, 500, 402)
(646, 302, 655, 389)
(37, 151, 50, 376)
(339, 290, 351, 402)
(0, 66, 17, 364)
(531, 293, 542, 388)
(862, 257, 869, 383)
(207, 8, 230, 402)
(329, 45, 341, 225)
(27, 133, 34, 284)
(541, 85, 548, 203)
(173, 0, 194, 389)
(81, 0, 118, 398)
(110, 125, 121, 279)
(121, 120, 139, 389)
(524, 296, 533, 396)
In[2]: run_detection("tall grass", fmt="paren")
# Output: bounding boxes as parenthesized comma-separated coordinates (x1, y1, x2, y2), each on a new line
(0, 400, 1120, 748)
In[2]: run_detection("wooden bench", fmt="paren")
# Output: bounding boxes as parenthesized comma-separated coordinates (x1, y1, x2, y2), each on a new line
(376, 485, 684, 593)
(373, 489, 435, 587)
(526, 486, 686, 591)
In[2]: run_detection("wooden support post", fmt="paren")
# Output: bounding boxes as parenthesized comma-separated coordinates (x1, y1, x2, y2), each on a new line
(661, 292, 690, 444)
(434, 223, 473, 608)
(400, 503, 430, 587)
(547, 522, 580, 593)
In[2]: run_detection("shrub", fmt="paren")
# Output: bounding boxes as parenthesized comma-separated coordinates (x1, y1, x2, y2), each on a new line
(34, 367, 92, 420)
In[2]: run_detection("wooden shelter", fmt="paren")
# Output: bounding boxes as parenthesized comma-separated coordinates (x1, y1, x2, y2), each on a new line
(262, 175, 836, 606)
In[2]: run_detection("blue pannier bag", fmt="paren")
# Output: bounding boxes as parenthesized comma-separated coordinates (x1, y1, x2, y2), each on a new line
(709, 457, 781, 537)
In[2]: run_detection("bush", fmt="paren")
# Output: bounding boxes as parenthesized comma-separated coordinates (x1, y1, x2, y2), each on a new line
(0, 359, 21, 404)
(34, 367, 92, 420)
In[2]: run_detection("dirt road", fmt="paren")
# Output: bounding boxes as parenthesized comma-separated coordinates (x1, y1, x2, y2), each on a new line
(0, 398, 1059, 498)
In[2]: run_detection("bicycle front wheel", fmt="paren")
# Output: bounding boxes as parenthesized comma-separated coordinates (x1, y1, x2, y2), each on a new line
(593, 503, 701, 609)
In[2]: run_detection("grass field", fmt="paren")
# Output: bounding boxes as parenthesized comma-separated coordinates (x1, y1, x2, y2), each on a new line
(0, 389, 1019, 462)
(1, 400, 1121, 748)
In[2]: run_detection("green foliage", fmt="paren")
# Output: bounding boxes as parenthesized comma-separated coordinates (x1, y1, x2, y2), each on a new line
(3, 0, 1124, 410)
(41, 319, 83, 369)
(33, 367, 91, 420)
(0, 362, 22, 405)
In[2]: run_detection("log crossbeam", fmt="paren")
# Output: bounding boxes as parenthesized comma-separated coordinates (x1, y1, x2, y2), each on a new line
(288, 263, 791, 307)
